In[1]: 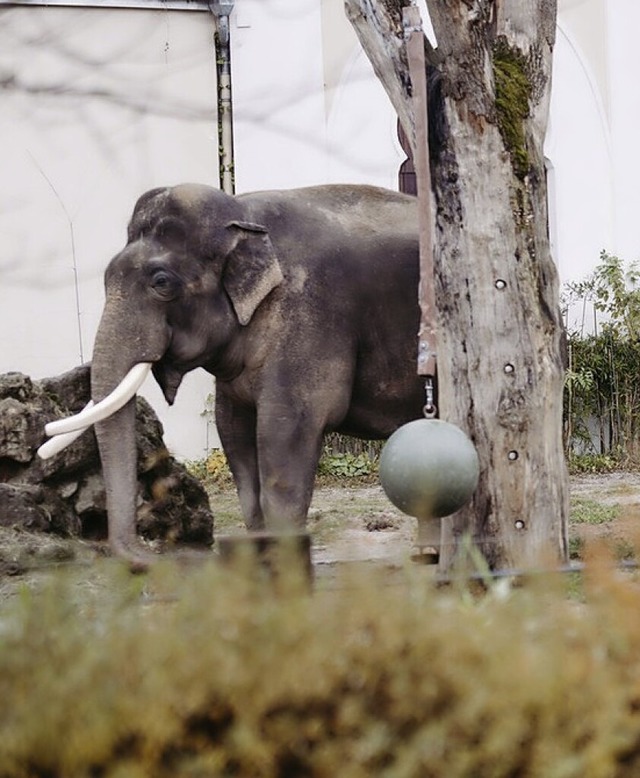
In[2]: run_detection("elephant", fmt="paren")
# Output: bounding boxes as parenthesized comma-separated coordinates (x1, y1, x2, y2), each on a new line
(87, 183, 424, 564)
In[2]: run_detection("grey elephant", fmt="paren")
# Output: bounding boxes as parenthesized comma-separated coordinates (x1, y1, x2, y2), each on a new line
(76, 183, 423, 563)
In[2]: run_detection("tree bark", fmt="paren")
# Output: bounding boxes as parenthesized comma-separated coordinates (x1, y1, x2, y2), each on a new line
(346, 0, 568, 571)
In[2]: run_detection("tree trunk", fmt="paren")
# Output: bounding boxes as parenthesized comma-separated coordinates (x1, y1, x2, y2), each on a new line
(346, 0, 568, 571)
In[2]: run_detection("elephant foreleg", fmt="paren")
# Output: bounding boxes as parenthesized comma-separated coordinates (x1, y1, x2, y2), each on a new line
(215, 388, 264, 530)
(257, 407, 325, 531)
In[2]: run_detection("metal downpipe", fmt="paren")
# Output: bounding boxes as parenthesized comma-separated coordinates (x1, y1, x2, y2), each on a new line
(209, 0, 236, 194)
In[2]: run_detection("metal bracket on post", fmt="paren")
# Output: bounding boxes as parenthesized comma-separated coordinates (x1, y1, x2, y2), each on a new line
(208, 0, 234, 45)
(423, 375, 437, 419)
(404, 5, 438, 411)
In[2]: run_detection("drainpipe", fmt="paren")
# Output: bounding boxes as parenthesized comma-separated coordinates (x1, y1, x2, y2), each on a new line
(209, 0, 236, 194)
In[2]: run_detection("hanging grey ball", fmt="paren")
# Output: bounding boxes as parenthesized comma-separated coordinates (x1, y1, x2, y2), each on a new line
(380, 419, 479, 519)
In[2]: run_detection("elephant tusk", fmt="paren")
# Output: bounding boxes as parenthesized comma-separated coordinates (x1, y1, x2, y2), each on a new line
(37, 402, 94, 459)
(43, 362, 152, 438)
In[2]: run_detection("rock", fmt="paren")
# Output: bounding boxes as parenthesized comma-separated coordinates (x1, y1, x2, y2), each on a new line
(137, 460, 214, 545)
(0, 372, 37, 403)
(0, 482, 80, 537)
(0, 365, 214, 551)
(0, 397, 44, 463)
(39, 364, 91, 413)
(74, 472, 106, 517)
(0, 484, 51, 532)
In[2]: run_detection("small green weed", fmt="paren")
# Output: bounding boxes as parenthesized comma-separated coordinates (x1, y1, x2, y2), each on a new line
(184, 457, 208, 482)
(568, 534, 585, 560)
(186, 449, 233, 487)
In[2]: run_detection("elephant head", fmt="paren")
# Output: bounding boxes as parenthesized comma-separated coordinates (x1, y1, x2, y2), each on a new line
(88, 184, 283, 563)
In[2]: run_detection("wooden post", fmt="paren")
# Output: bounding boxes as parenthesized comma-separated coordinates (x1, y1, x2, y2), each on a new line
(405, 6, 437, 384)
(346, 0, 569, 571)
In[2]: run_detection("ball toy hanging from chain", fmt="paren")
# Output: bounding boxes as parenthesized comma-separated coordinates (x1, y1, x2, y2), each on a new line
(379, 417, 479, 521)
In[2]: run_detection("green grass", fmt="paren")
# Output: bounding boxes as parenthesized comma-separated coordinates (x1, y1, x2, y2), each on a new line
(570, 497, 620, 525)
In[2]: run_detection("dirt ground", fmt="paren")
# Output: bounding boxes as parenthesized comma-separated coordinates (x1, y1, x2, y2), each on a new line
(568, 471, 640, 559)
(215, 472, 640, 568)
(1, 472, 639, 603)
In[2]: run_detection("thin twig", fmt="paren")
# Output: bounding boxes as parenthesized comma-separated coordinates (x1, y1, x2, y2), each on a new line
(27, 151, 84, 363)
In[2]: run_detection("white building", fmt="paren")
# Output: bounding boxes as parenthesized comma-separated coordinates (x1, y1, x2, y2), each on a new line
(0, 0, 636, 458)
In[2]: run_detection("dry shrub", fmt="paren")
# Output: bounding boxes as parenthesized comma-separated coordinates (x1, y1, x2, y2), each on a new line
(2, 553, 640, 776)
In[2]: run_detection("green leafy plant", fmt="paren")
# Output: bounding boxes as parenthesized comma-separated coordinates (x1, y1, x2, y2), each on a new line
(204, 448, 232, 483)
(564, 252, 640, 466)
(184, 458, 208, 482)
(317, 450, 378, 479)
(185, 449, 233, 486)
(567, 453, 619, 474)
(316, 434, 383, 482)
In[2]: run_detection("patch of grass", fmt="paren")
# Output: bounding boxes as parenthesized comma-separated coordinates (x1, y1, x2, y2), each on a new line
(208, 505, 244, 534)
(570, 497, 620, 525)
(306, 511, 344, 545)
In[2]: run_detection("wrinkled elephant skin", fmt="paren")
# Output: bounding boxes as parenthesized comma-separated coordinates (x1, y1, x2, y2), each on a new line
(91, 183, 423, 561)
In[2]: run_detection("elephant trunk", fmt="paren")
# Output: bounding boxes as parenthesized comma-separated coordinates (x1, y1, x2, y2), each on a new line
(93, 397, 139, 557)
(90, 298, 166, 565)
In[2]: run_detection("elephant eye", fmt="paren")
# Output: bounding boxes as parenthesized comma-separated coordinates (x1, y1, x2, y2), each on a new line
(150, 269, 179, 299)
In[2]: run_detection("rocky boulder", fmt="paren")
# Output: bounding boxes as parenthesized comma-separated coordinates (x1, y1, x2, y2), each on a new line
(0, 365, 213, 549)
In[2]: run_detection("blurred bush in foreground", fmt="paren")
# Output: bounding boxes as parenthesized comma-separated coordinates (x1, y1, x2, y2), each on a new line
(2, 553, 640, 777)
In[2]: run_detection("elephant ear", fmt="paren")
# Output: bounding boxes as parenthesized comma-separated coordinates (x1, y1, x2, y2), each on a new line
(223, 221, 283, 326)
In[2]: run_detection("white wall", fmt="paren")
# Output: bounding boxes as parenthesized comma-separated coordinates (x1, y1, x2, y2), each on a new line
(231, 0, 403, 193)
(0, 6, 219, 459)
(231, 0, 630, 291)
(325, 45, 404, 188)
(322, 0, 404, 188)
(232, 0, 328, 191)
(608, 0, 640, 263)
(3, 0, 639, 457)
(544, 0, 640, 329)
(0, 0, 403, 463)
(544, 18, 614, 286)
